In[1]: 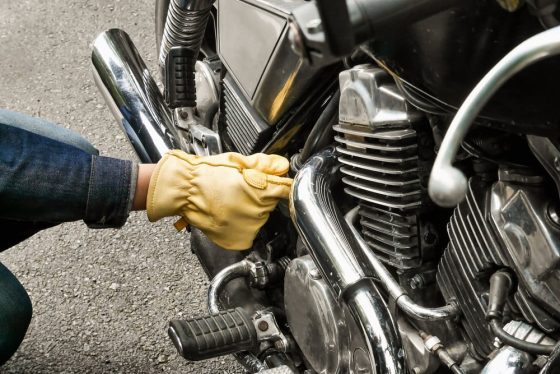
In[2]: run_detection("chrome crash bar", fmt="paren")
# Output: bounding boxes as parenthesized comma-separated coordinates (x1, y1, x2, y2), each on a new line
(429, 25, 560, 207)
(92, 28, 178, 163)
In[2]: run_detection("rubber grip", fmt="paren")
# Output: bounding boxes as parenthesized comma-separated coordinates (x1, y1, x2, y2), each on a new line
(168, 308, 258, 361)
(164, 46, 197, 108)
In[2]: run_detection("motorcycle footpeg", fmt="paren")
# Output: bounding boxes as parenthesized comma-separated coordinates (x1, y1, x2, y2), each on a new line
(164, 46, 197, 109)
(168, 307, 258, 361)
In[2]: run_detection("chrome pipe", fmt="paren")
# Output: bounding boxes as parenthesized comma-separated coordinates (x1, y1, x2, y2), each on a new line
(428, 26, 560, 208)
(290, 147, 405, 374)
(92, 29, 180, 163)
(206, 260, 266, 373)
(481, 346, 536, 374)
(207, 260, 251, 314)
(345, 207, 460, 322)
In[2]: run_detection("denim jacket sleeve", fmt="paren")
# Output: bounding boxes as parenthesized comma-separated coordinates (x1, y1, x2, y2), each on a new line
(0, 124, 137, 228)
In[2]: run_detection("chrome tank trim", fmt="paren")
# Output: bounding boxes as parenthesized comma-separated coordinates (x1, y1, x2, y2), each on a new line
(480, 346, 536, 374)
(290, 147, 406, 374)
(92, 29, 178, 163)
(429, 26, 560, 208)
(345, 207, 460, 322)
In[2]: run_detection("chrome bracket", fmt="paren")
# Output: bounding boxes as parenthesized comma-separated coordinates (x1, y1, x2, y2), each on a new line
(252, 311, 292, 353)
(175, 107, 222, 156)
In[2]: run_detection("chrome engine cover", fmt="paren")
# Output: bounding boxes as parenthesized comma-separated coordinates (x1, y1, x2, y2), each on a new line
(283, 256, 372, 374)
(216, 0, 323, 124)
(490, 176, 560, 320)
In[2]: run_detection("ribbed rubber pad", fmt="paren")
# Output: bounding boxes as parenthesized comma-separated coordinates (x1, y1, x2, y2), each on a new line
(168, 308, 258, 361)
(164, 46, 196, 108)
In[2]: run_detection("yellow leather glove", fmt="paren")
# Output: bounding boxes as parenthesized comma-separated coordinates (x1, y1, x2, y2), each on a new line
(146, 150, 292, 250)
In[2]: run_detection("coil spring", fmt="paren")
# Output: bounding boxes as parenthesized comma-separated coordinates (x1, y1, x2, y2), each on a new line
(159, 0, 212, 67)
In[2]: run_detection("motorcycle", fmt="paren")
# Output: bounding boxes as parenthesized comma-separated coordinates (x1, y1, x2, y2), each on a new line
(90, 0, 560, 372)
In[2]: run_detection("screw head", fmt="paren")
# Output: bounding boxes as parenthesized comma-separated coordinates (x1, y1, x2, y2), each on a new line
(178, 109, 189, 120)
(257, 320, 269, 331)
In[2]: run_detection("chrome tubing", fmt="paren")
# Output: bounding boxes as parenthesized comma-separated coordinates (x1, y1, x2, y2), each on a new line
(290, 147, 405, 374)
(428, 26, 560, 208)
(207, 260, 266, 373)
(92, 29, 179, 163)
(481, 346, 536, 374)
(345, 207, 460, 322)
(207, 260, 251, 315)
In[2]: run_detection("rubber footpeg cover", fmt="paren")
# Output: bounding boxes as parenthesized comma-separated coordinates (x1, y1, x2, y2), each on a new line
(168, 307, 258, 361)
(164, 46, 197, 108)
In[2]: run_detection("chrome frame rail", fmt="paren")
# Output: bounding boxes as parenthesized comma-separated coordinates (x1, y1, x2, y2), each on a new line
(428, 25, 560, 208)
(290, 147, 406, 374)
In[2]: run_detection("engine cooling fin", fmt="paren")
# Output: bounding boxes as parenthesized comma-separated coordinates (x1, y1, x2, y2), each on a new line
(335, 122, 428, 269)
(221, 74, 273, 155)
(437, 177, 560, 358)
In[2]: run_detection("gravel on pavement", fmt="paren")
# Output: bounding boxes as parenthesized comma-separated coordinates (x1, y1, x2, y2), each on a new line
(0, 1, 239, 372)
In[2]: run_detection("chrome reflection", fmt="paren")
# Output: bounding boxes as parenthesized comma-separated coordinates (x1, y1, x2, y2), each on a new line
(92, 28, 179, 163)
(290, 147, 406, 374)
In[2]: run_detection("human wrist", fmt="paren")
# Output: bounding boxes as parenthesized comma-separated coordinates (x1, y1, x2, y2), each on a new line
(132, 164, 156, 211)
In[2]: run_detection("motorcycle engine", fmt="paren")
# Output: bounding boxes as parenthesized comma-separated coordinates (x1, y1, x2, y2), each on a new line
(438, 172, 560, 358)
(313, 63, 560, 368)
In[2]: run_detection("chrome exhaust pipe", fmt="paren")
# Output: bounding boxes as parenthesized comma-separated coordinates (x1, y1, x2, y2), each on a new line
(290, 147, 405, 374)
(91, 28, 180, 163)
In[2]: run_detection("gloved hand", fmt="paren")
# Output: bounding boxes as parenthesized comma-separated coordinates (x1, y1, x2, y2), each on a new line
(146, 150, 292, 250)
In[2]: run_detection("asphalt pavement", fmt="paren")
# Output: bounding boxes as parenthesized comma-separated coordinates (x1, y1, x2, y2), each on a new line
(0, 1, 238, 372)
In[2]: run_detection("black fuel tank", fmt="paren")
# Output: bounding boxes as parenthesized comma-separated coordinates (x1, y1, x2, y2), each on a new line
(369, 0, 560, 134)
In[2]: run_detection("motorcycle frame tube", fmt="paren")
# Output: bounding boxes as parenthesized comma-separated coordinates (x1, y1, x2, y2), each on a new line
(290, 147, 405, 374)
(345, 207, 460, 322)
(92, 29, 179, 163)
(429, 25, 560, 208)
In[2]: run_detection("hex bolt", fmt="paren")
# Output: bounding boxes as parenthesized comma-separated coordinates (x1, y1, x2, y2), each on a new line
(409, 275, 425, 290)
(257, 320, 269, 332)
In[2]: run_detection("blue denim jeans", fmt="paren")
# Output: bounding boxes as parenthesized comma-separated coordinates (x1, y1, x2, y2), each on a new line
(0, 109, 138, 365)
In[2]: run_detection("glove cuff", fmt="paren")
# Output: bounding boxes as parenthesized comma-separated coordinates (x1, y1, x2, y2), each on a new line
(146, 152, 194, 222)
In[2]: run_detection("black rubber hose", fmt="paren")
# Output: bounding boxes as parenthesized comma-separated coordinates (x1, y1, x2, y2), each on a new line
(489, 319, 557, 355)
(299, 90, 340, 163)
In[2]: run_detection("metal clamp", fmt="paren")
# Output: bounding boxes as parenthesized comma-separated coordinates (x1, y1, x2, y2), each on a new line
(429, 26, 560, 207)
(176, 107, 222, 156)
(253, 311, 293, 353)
